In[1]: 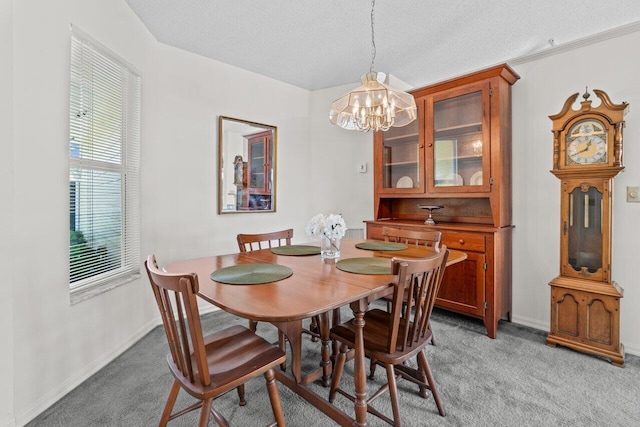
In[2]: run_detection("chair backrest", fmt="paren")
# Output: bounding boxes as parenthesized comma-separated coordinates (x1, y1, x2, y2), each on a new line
(236, 228, 293, 252)
(382, 226, 441, 249)
(387, 247, 449, 354)
(145, 255, 210, 387)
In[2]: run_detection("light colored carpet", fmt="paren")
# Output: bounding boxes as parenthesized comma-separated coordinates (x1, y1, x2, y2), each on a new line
(28, 305, 640, 426)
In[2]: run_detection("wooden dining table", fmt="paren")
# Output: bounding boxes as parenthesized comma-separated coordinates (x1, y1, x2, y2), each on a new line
(165, 239, 466, 426)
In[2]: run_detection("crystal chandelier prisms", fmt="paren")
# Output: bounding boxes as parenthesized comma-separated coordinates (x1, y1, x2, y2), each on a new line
(328, 0, 417, 132)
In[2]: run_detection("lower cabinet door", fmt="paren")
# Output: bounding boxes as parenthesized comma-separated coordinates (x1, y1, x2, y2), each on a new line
(436, 251, 485, 317)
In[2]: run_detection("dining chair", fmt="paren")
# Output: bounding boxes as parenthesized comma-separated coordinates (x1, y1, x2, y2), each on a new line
(237, 228, 293, 252)
(382, 226, 441, 249)
(145, 255, 287, 427)
(381, 226, 442, 345)
(236, 228, 321, 370)
(237, 228, 294, 341)
(328, 248, 449, 425)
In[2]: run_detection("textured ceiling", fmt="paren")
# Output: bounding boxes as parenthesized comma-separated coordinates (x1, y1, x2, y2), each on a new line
(125, 0, 640, 91)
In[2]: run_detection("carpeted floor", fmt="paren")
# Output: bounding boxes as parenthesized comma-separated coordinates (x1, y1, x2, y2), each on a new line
(28, 305, 640, 426)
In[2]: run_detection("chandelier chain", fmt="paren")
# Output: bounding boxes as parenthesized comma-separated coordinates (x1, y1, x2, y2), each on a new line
(369, 0, 376, 74)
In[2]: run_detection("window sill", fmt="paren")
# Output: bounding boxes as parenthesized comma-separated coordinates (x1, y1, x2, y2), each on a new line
(70, 273, 141, 305)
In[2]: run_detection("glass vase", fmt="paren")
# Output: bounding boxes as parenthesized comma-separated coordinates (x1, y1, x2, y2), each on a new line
(321, 235, 341, 259)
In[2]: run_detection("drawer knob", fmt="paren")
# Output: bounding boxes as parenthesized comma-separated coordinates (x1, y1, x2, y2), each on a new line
(459, 239, 465, 245)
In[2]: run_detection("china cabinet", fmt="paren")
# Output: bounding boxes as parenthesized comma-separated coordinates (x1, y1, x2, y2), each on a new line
(367, 64, 519, 338)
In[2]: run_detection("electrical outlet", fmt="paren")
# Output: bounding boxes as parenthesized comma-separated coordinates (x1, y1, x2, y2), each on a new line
(357, 162, 367, 173)
(628, 186, 640, 202)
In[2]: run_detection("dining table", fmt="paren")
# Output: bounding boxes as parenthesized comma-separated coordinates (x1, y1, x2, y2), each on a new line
(165, 239, 466, 426)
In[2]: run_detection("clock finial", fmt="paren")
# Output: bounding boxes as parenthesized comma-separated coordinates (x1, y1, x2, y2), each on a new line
(582, 86, 590, 101)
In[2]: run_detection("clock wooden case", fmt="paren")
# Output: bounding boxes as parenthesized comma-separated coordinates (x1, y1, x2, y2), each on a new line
(547, 89, 627, 366)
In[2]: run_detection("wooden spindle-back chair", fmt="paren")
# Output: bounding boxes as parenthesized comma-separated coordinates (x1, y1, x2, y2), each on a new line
(145, 255, 287, 426)
(329, 248, 450, 426)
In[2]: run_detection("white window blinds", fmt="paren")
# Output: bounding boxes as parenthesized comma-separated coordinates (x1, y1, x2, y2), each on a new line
(69, 29, 140, 295)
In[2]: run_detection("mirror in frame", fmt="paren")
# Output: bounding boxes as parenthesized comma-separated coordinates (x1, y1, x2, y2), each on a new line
(218, 116, 277, 213)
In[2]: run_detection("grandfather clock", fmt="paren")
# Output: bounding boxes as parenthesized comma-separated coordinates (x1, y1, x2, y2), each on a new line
(546, 88, 627, 367)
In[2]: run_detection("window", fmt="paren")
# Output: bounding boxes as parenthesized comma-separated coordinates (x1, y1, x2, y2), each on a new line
(69, 28, 140, 300)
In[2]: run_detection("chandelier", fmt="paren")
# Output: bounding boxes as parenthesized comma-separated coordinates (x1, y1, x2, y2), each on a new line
(329, 0, 417, 132)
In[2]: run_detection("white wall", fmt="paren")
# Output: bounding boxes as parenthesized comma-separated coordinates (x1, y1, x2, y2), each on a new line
(306, 75, 413, 233)
(308, 84, 373, 232)
(142, 41, 312, 264)
(10, 2, 157, 425)
(510, 30, 640, 354)
(9, 0, 312, 425)
(1, 0, 14, 425)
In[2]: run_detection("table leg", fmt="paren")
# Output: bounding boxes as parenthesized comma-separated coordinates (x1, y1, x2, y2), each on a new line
(350, 300, 368, 427)
(272, 320, 303, 383)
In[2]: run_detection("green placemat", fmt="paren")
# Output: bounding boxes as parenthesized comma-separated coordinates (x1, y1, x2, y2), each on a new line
(336, 257, 392, 275)
(210, 263, 293, 285)
(270, 245, 321, 256)
(355, 241, 408, 251)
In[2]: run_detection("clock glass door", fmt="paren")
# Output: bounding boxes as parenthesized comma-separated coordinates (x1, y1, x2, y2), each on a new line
(562, 181, 609, 282)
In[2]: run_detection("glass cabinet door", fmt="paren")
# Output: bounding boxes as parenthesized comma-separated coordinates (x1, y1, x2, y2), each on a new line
(426, 81, 491, 192)
(378, 116, 424, 194)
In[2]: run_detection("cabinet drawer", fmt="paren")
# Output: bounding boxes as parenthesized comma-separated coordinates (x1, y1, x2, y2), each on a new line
(441, 232, 485, 252)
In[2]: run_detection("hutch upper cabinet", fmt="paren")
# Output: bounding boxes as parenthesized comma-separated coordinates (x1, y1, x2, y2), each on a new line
(366, 64, 519, 338)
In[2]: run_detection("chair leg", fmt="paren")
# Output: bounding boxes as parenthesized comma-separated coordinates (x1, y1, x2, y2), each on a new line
(198, 398, 214, 427)
(428, 320, 436, 345)
(160, 379, 181, 426)
(417, 350, 445, 416)
(385, 364, 402, 427)
(236, 384, 246, 406)
(309, 316, 319, 342)
(368, 357, 378, 380)
(249, 319, 258, 332)
(329, 343, 348, 403)
(264, 368, 286, 426)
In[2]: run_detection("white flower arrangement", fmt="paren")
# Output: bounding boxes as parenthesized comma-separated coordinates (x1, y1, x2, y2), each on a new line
(306, 213, 347, 241)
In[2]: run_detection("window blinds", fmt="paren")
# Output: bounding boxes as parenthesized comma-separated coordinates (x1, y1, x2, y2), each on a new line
(69, 29, 140, 293)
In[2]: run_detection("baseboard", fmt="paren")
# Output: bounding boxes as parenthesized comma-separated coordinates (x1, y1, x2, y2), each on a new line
(624, 343, 640, 357)
(14, 318, 158, 427)
(510, 314, 549, 332)
(199, 304, 221, 316)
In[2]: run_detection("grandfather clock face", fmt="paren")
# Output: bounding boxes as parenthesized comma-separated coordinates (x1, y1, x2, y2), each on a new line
(565, 118, 608, 166)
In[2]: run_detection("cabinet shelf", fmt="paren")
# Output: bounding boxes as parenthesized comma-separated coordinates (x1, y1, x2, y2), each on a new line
(383, 161, 419, 167)
(384, 133, 419, 143)
(436, 154, 483, 162)
(435, 123, 482, 139)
